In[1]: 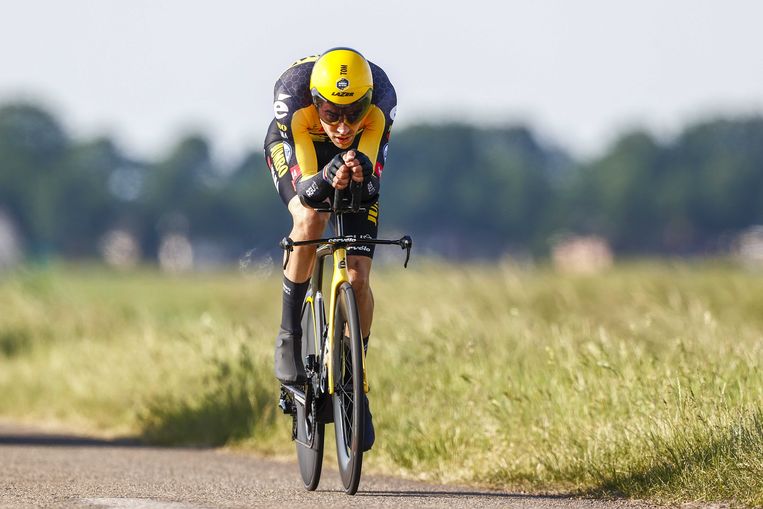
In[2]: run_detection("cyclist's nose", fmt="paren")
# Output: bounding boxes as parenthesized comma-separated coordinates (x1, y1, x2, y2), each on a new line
(336, 122, 351, 135)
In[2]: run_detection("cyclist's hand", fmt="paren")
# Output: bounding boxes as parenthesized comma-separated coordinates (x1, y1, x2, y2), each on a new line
(333, 165, 351, 189)
(343, 150, 373, 183)
(322, 153, 351, 189)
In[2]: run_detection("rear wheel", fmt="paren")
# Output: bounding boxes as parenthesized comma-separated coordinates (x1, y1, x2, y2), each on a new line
(295, 292, 324, 490)
(332, 282, 364, 495)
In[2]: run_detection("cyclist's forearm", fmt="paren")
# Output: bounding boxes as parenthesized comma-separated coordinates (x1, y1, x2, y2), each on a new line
(361, 174, 379, 201)
(349, 150, 379, 201)
(295, 173, 333, 202)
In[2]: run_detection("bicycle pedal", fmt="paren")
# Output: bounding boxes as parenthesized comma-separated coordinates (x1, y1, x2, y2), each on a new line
(278, 388, 296, 415)
(304, 354, 317, 377)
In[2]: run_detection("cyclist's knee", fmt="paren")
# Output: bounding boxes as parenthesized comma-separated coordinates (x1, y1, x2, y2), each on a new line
(288, 197, 328, 239)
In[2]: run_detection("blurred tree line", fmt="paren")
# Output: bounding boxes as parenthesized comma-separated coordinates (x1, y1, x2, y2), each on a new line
(1, 100, 762, 264)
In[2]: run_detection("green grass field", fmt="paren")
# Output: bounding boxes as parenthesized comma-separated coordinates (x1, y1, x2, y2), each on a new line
(1, 262, 762, 506)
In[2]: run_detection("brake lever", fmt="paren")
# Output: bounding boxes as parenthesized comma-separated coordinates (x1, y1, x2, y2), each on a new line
(279, 237, 294, 270)
(400, 235, 413, 268)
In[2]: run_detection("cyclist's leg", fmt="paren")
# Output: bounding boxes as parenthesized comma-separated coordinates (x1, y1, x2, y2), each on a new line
(347, 256, 374, 338)
(343, 201, 379, 338)
(342, 202, 379, 451)
(285, 196, 328, 282)
(265, 133, 329, 383)
(275, 199, 328, 383)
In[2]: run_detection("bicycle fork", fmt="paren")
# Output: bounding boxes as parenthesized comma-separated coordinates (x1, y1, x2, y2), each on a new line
(326, 246, 369, 395)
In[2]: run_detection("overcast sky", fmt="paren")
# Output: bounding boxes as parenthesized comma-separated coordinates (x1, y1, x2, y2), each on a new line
(1, 0, 762, 161)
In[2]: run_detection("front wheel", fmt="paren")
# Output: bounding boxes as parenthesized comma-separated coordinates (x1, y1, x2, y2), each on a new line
(332, 282, 364, 495)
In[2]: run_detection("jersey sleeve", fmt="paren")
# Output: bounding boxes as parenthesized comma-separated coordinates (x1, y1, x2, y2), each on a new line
(358, 66, 397, 180)
(270, 75, 320, 189)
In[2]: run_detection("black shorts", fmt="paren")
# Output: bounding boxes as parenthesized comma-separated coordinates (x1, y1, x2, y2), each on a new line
(264, 123, 379, 258)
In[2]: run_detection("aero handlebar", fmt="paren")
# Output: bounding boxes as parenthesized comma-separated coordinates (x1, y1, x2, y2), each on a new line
(281, 182, 412, 269)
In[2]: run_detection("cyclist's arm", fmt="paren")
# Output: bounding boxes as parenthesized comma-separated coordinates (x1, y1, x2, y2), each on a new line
(356, 73, 397, 201)
(290, 109, 334, 202)
(270, 75, 334, 203)
(295, 153, 344, 202)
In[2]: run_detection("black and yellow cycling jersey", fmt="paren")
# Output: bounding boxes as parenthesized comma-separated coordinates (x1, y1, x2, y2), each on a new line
(264, 55, 397, 206)
(263, 55, 396, 259)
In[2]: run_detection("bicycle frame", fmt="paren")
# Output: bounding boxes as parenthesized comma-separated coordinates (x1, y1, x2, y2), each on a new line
(280, 185, 413, 397)
(309, 234, 368, 396)
(278, 184, 413, 494)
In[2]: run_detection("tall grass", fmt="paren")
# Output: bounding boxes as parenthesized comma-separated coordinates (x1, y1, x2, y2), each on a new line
(1, 262, 762, 505)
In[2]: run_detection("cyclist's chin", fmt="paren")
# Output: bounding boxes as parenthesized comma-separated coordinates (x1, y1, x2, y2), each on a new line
(331, 135, 354, 149)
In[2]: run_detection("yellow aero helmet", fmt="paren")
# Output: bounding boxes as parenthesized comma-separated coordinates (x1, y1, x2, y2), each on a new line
(310, 47, 373, 106)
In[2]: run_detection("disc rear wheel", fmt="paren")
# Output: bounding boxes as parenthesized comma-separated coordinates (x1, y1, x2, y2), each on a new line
(295, 292, 324, 490)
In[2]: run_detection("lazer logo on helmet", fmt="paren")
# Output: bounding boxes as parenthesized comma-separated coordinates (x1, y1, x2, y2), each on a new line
(336, 78, 349, 90)
(331, 91, 355, 97)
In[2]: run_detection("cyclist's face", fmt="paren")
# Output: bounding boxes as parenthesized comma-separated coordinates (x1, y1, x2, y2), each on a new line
(319, 115, 358, 149)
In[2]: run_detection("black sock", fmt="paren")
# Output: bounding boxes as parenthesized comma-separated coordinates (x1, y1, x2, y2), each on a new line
(280, 276, 310, 333)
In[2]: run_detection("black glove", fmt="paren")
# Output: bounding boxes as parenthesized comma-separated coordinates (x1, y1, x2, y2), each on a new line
(296, 154, 342, 202)
(316, 150, 379, 201)
(353, 151, 374, 180)
(321, 153, 346, 184)
(351, 151, 380, 201)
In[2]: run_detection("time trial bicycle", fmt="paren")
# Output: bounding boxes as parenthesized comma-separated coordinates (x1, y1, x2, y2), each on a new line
(278, 182, 412, 495)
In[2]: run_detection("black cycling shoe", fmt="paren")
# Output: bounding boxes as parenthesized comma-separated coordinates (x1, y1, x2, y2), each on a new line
(274, 328, 306, 384)
(362, 393, 375, 451)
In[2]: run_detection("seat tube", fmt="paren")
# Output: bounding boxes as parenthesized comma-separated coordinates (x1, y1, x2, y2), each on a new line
(312, 244, 332, 294)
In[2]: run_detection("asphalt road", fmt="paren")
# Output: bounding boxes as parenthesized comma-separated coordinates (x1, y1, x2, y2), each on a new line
(0, 423, 656, 509)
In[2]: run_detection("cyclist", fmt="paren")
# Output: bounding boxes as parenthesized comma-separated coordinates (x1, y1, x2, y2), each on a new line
(264, 47, 397, 450)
